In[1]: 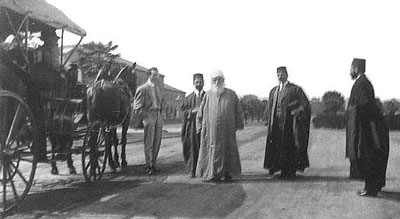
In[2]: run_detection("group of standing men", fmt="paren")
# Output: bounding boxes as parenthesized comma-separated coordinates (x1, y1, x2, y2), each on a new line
(179, 58, 389, 197)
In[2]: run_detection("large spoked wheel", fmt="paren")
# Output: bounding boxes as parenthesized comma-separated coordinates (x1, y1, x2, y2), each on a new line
(82, 121, 108, 185)
(0, 90, 38, 215)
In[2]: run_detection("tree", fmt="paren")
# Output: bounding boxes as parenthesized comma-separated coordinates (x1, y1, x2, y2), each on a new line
(240, 94, 264, 123)
(312, 91, 346, 129)
(310, 97, 323, 116)
(321, 91, 345, 115)
(77, 41, 120, 82)
(382, 99, 400, 116)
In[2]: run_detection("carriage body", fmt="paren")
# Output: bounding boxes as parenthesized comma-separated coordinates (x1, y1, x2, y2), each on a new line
(0, 0, 87, 214)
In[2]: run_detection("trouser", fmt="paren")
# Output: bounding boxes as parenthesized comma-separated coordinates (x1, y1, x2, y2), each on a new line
(189, 133, 200, 176)
(349, 160, 364, 179)
(143, 111, 163, 168)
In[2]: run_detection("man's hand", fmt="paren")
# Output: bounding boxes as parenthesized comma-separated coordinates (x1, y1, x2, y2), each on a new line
(291, 108, 302, 117)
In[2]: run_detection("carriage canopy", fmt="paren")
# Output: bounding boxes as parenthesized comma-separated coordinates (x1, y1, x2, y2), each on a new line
(0, 0, 86, 37)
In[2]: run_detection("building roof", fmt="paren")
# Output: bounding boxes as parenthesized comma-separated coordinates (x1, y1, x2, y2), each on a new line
(114, 57, 148, 72)
(164, 83, 185, 93)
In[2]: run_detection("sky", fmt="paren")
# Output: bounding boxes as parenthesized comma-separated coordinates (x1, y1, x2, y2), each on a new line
(47, 0, 400, 100)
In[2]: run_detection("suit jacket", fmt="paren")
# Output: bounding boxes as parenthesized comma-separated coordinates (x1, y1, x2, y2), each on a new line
(132, 82, 163, 128)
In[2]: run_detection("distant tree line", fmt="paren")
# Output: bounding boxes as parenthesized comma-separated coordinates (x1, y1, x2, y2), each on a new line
(240, 91, 400, 130)
(311, 91, 400, 130)
(239, 95, 267, 124)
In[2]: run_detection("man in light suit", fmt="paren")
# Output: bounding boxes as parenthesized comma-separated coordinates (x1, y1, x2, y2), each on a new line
(133, 67, 163, 175)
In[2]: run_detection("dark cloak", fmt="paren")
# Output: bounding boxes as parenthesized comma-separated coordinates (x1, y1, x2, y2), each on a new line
(346, 75, 389, 188)
(263, 83, 311, 173)
(181, 91, 205, 163)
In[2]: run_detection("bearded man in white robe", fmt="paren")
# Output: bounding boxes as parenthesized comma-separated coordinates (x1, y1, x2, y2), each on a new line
(196, 70, 244, 182)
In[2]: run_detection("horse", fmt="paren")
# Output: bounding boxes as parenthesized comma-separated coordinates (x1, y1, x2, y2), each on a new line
(86, 63, 137, 171)
(47, 98, 85, 175)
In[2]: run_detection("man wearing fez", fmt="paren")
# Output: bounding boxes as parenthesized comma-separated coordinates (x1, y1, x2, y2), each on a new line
(196, 70, 244, 182)
(346, 58, 389, 197)
(133, 67, 164, 175)
(263, 66, 311, 180)
(181, 73, 205, 178)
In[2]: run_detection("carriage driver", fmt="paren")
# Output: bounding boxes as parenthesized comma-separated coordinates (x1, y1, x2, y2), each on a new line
(40, 28, 61, 70)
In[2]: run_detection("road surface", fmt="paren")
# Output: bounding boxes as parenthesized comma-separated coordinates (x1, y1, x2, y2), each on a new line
(6, 123, 400, 219)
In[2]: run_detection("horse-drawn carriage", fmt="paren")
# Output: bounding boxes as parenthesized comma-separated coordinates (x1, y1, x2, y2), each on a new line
(0, 0, 136, 215)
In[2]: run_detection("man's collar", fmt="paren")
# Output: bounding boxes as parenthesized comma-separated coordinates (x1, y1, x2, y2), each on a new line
(279, 81, 289, 88)
(194, 89, 204, 96)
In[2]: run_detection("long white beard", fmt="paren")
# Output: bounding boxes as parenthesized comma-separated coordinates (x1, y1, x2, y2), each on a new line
(211, 84, 225, 96)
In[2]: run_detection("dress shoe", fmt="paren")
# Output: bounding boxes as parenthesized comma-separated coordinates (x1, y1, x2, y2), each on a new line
(268, 169, 275, 176)
(358, 190, 378, 197)
(145, 167, 153, 175)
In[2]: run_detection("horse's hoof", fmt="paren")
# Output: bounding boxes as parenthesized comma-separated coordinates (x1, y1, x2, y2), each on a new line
(69, 167, 77, 175)
(51, 168, 59, 175)
(122, 160, 127, 167)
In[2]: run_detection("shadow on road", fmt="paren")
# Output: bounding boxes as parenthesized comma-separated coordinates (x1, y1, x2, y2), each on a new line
(379, 191, 400, 203)
(234, 173, 353, 184)
(12, 160, 246, 218)
(16, 179, 144, 217)
(75, 182, 246, 218)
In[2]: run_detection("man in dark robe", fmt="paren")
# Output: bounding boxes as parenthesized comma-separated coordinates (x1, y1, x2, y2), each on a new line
(181, 73, 205, 178)
(196, 70, 244, 182)
(264, 66, 311, 180)
(346, 58, 389, 197)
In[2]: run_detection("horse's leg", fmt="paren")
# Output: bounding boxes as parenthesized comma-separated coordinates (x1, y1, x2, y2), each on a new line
(107, 129, 116, 172)
(66, 137, 77, 174)
(121, 116, 129, 168)
(112, 129, 120, 167)
(49, 136, 59, 175)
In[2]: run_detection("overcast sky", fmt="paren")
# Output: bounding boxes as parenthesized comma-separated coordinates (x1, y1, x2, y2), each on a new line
(48, 0, 400, 100)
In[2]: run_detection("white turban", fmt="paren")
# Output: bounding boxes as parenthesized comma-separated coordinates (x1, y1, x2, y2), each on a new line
(210, 69, 224, 79)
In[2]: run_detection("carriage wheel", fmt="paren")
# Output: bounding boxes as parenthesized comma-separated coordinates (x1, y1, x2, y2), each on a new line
(0, 90, 38, 215)
(81, 121, 108, 185)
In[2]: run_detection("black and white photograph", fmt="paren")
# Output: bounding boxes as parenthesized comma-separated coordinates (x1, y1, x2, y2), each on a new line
(1, 0, 400, 218)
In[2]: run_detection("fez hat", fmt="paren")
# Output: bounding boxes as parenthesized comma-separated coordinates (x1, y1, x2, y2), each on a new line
(193, 73, 204, 81)
(277, 66, 288, 74)
(352, 58, 366, 73)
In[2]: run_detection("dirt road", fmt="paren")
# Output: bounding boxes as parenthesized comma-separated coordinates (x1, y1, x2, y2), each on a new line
(6, 124, 400, 219)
